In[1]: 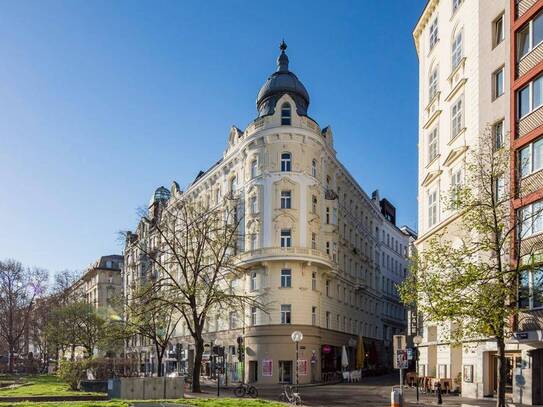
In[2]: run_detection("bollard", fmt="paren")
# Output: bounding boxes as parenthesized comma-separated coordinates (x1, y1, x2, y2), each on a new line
(391, 386, 403, 407)
(436, 382, 443, 405)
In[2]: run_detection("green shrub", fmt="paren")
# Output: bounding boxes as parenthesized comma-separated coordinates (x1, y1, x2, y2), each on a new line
(56, 360, 89, 391)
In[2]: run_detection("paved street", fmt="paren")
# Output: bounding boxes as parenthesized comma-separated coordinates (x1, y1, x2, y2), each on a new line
(188, 374, 528, 407)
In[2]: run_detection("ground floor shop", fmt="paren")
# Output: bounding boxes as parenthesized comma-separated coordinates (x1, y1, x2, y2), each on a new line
(417, 337, 543, 405)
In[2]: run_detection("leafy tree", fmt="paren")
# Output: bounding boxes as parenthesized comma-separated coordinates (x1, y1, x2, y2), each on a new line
(399, 128, 540, 407)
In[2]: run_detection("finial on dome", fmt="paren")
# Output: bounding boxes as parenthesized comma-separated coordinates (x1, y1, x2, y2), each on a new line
(277, 39, 289, 72)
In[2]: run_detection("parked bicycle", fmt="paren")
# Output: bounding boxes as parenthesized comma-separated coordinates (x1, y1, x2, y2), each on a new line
(279, 385, 302, 405)
(233, 382, 258, 398)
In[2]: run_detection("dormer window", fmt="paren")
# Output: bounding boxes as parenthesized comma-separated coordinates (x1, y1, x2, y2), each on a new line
(281, 153, 292, 172)
(281, 103, 292, 125)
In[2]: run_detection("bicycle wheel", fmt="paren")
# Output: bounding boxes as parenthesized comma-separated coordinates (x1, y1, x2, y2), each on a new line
(294, 395, 302, 405)
(279, 393, 287, 402)
(233, 386, 245, 397)
(248, 385, 258, 398)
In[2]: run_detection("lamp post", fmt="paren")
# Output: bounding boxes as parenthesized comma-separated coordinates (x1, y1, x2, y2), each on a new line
(214, 339, 224, 397)
(291, 331, 303, 393)
(413, 335, 423, 404)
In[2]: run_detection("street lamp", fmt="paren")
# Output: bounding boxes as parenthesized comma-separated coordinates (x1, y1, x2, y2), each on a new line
(214, 338, 224, 397)
(291, 331, 303, 393)
(413, 335, 423, 404)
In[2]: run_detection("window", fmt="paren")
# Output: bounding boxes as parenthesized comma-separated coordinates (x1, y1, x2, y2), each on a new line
(518, 12, 543, 59)
(326, 279, 330, 296)
(281, 153, 292, 172)
(495, 176, 505, 201)
(494, 120, 504, 150)
(429, 17, 439, 50)
(326, 311, 331, 329)
(428, 189, 438, 228)
(250, 196, 257, 214)
(280, 304, 291, 324)
(229, 311, 237, 329)
(452, 0, 463, 12)
(311, 233, 317, 250)
(251, 159, 258, 178)
(312, 271, 317, 290)
(451, 167, 462, 208)
(281, 269, 292, 288)
(312, 195, 318, 213)
(281, 190, 292, 209)
(452, 30, 463, 69)
(494, 14, 504, 47)
(451, 96, 463, 138)
(520, 200, 543, 238)
(518, 75, 543, 118)
(429, 67, 439, 101)
(312, 306, 317, 325)
(311, 159, 317, 177)
(230, 176, 237, 193)
(520, 138, 543, 177)
(251, 272, 257, 291)
(325, 207, 330, 224)
(493, 67, 504, 99)
(251, 306, 257, 326)
(332, 207, 338, 224)
(326, 241, 330, 255)
(280, 229, 292, 247)
(519, 268, 543, 309)
(281, 103, 291, 125)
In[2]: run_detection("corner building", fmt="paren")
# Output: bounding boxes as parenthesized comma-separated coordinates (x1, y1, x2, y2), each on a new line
(124, 43, 412, 384)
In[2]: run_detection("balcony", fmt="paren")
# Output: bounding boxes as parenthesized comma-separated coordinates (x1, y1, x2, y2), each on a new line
(237, 246, 334, 268)
(516, 0, 538, 19)
(518, 106, 543, 138)
(518, 308, 543, 331)
(518, 41, 543, 78)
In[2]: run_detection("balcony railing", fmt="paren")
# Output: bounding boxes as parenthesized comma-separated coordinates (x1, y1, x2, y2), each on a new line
(518, 308, 543, 331)
(238, 246, 334, 267)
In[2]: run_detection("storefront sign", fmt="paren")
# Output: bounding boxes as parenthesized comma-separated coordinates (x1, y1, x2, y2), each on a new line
(513, 332, 529, 340)
(297, 359, 308, 376)
(262, 359, 273, 377)
(322, 345, 332, 354)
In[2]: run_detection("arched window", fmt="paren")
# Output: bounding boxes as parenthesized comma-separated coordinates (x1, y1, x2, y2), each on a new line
(312, 159, 317, 177)
(250, 159, 258, 179)
(281, 103, 291, 125)
(281, 152, 292, 172)
(452, 29, 463, 69)
(230, 176, 237, 193)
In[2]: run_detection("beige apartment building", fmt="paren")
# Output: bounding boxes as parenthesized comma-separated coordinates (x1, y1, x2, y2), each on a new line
(415, 0, 543, 404)
(124, 42, 413, 384)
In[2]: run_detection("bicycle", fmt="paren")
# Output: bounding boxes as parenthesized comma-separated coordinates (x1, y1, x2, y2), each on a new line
(279, 385, 302, 405)
(233, 382, 258, 398)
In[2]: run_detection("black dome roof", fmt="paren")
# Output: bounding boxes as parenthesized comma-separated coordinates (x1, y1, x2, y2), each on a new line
(256, 41, 310, 117)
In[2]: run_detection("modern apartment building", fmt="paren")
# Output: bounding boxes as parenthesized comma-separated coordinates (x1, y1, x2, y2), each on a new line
(414, 0, 543, 403)
(511, 0, 543, 404)
(124, 42, 412, 384)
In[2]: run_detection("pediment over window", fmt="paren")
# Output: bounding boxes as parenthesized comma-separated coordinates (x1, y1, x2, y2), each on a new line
(443, 146, 468, 167)
(421, 169, 443, 187)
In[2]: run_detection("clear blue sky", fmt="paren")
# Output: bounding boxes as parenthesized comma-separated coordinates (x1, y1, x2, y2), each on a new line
(0, 0, 426, 273)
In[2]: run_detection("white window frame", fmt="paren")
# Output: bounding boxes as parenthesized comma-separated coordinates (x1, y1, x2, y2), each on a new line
(452, 30, 463, 70)
(520, 137, 543, 178)
(429, 67, 439, 101)
(494, 120, 504, 150)
(281, 190, 292, 209)
(452, 0, 463, 13)
(250, 271, 257, 291)
(312, 306, 317, 326)
(428, 127, 439, 163)
(280, 304, 291, 324)
(311, 159, 317, 177)
(494, 14, 505, 47)
(451, 96, 464, 138)
(428, 189, 438, 228)
(518, 11, 543, 60)
(520, 200, 543, 238)
(251, 306, 257, 326)
(429, 17, 439, 50)
(493, 67, 505, 99)
(312, 271, 317, 290)
(518, 75, 543, 118)
(281, 152, 292, 172)
(250, 159, 258, 179)
(281, 269, 292, 288)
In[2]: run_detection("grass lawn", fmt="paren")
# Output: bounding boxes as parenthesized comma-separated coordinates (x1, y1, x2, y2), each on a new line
(0, 375, 104, 397)
(0, 402, 128, 407)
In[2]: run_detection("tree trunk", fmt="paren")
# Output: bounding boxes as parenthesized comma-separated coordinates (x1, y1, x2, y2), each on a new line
(7, 344, 14, 373)
(70, 344, 76, 361)
(156, 347, 163, 377)
(191, 337, 204, 392)
(496, 336, 507, 407)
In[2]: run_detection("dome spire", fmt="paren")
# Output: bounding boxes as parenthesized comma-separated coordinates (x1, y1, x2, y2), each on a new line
(277, 39, 289, 73)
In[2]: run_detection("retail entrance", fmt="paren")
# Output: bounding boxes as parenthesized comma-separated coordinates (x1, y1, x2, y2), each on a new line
(490, 352, 521, 395)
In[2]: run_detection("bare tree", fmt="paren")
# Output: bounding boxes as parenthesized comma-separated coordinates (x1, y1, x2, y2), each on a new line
(0, 259, 48, 372)
(124, 195, 263, 391)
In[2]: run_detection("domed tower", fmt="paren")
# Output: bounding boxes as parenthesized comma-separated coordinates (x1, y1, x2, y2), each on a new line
(256, 41, 310, 117)
(148, 186, 171, 220)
